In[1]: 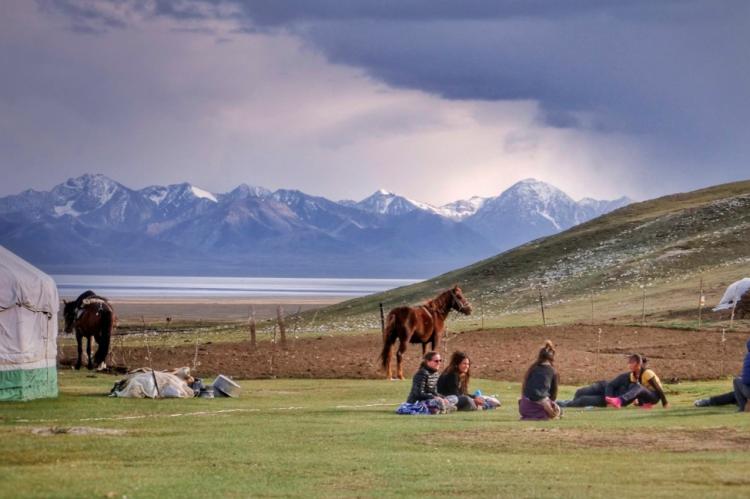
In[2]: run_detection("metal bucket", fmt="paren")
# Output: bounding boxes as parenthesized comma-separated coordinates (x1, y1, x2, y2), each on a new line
(213, 374, 241, 398)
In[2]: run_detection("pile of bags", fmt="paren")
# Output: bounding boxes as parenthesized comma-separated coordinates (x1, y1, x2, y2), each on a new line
(109, 367, 241, 399)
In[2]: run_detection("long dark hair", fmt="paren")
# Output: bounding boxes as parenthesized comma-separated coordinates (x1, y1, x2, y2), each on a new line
(443, 351, 471, 394)
(522, 340, 556, 392)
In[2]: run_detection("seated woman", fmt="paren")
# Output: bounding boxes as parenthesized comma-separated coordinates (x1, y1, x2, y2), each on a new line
(605, 354, 669, 409)
(519, 340, 562, 420)
(437, 351, 481, 411)
(398, 351, 452, 414)
(558, 372, 631, 408)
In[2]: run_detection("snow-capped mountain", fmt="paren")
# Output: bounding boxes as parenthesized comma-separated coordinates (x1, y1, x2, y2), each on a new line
(465, 178, 631, 250)
(0, 174, 630, 277)
(438, 196, 488, 220)
(356, 189, 443, 216)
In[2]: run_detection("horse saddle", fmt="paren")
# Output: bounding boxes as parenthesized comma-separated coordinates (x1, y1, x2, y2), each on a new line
(78, 297, 108, 318)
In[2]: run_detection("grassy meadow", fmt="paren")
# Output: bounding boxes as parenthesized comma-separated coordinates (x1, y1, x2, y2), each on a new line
(1, 371, 750, 498)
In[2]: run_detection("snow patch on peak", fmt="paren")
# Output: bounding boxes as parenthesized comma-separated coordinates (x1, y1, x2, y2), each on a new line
(439, 196, 488, 220)
(537, 210, 561, 230)
(146, 188, 168, 205)
(376, 188, 393, 196)
(190, 186, 217, 202)
(53, 200, 81, 218)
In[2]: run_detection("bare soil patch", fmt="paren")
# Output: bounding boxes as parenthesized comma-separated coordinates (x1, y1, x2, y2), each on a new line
(61, 325, 748, 383)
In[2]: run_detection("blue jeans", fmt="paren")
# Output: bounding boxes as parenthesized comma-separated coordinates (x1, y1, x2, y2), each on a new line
(732, 377, 750, 412)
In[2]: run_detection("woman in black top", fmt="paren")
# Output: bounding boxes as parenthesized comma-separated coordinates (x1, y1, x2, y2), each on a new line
(519, 340, 561, 420)
(437, 351, 481, 411)
(406, 351, 449, 406)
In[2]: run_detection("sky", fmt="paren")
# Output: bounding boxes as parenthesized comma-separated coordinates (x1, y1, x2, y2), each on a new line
(1, 1, 748, 205)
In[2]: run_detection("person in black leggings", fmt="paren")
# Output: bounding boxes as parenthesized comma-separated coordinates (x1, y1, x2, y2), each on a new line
(694, 392, 736, 407)
(558, 372, 631, 408)
(696, 338, 750, 411)
(605, 354, 669, 409)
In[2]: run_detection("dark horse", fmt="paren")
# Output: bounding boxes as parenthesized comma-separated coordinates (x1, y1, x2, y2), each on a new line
(63, 290, 115, 370)
(380, 285, 472, 380)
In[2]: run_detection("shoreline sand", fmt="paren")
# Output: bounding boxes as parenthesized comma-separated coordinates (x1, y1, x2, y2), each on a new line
(107, 295, 346, 322)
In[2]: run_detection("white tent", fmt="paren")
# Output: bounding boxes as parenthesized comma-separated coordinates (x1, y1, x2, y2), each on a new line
(0, 245, 58, 401)
(713, 278, 750, 312)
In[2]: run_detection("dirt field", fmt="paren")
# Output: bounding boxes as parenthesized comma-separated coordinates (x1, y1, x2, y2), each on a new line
(60, 324, 749, 383)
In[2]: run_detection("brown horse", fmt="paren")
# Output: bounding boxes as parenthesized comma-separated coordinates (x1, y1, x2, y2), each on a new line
(380, 285, 472, 380)
(63, 290, 115, 370)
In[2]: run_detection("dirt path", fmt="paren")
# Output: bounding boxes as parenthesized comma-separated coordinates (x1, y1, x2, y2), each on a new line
(60, 324, 748, 383)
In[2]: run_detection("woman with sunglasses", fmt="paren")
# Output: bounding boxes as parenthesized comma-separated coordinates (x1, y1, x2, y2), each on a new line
(406, 351, 451, 411)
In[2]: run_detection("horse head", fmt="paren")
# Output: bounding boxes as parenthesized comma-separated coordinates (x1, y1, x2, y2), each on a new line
(62, 299, 77, 333)
(450, 285, 472, 315)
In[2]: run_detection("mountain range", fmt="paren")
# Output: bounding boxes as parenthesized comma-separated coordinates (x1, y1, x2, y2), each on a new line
(314, 179, 750, 330)
(0, 174, 630, 277)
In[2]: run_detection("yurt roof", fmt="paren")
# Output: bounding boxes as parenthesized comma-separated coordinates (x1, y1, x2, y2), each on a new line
(0, 245, 58, 316)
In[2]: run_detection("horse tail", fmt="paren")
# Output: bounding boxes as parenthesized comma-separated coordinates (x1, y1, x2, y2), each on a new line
(379, 312, 398, 370)
(94, 306, 114, 365)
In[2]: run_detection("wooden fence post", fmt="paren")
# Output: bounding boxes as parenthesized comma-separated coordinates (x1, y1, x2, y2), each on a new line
(277, 305, 287, 349)
(539, 291, 546, 327)
(249, 306, 257, 349)
(379, 303, 385, 336)
(641, 286, 647, 326)
(697, 278, 705, 330)
(480, 294, 485, 330)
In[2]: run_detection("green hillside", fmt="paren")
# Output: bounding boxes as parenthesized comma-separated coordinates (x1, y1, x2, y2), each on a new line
(312, 180, 750, 332)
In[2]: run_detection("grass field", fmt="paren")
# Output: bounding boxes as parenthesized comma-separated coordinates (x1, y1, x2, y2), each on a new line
(2, 372, 750, 498)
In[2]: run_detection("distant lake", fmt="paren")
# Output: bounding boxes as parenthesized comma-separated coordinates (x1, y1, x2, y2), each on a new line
(53, 275, 420, 299)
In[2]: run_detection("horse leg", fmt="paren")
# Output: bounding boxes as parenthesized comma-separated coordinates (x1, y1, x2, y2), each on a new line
(75, 332, 83, 370)
(384, 343, 393, 380)
(396, 340, 408, 380)
(86, 335, 94, 370)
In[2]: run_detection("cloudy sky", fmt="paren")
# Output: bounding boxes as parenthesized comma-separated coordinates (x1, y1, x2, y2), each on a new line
(1, 1, 748, 204)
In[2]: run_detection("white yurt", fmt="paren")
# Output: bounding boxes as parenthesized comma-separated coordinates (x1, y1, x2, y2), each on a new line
(713, 278, 750, 312)
(0, 245, 58, 401)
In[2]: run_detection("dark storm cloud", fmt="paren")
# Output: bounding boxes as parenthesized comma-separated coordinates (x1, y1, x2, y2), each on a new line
(42, 1, 750, 141)
(10, 1, 750, 200)
(228, 0, 750, 185)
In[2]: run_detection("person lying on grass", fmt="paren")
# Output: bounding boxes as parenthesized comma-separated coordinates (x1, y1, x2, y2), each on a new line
(557, 371, 631, 408)
(403, 351, 453, 413)
(519, 340, 562, 420)
(605, 354, 669, 409)
(698, 339, 750, 412)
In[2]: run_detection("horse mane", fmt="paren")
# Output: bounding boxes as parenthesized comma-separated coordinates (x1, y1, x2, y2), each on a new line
(423, 289, 453, 316)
